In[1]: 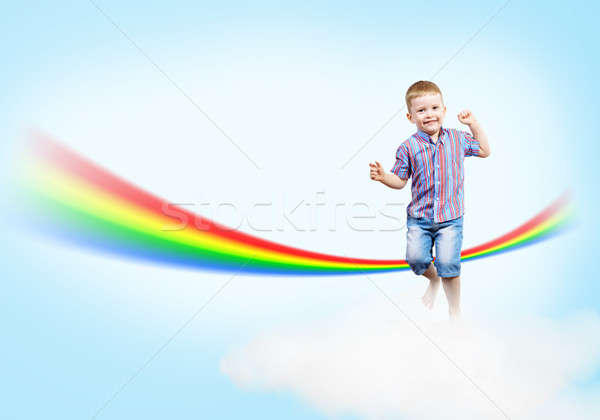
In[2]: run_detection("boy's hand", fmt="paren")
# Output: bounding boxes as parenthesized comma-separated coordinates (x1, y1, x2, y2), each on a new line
(458, 109, 477, 126)
(369, 161, 385, 182)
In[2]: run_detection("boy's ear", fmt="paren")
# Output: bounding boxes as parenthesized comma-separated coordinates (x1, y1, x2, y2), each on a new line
(406, 112, 413, 123)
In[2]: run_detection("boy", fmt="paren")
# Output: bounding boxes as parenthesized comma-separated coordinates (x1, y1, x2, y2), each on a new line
(369, 81, 490, 319)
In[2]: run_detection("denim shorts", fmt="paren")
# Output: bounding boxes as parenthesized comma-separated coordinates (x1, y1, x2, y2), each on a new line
(406, 215, 464, 278)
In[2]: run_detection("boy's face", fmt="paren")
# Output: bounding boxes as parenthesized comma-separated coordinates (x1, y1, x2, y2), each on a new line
(406, 93, 446, 136)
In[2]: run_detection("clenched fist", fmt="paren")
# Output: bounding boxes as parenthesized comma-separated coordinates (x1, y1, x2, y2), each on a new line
(457, 109, 477, 126)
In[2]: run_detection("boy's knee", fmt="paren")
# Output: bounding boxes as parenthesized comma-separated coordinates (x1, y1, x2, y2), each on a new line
(407, 255, 432, 275)
(434, 258, 460, 278)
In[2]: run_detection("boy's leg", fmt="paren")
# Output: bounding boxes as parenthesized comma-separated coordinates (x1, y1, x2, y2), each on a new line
(421, 263, 441, 310)
(406, 217, 438, 309)
(441, 276, 461, 319)
(434, 217, 464, 319)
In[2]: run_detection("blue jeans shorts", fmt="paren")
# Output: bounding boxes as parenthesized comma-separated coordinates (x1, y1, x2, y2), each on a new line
(406, 215, 463, 278)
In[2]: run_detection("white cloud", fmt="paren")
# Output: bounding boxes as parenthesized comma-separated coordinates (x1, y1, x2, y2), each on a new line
(221, 299, 600, 420)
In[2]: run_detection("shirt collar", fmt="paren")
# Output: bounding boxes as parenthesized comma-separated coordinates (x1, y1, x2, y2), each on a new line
(415, 127, 445, 144)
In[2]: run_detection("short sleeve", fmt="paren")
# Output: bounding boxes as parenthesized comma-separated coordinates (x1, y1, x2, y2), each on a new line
(390, 143, 411, 179)
(462, 130, 480, 157)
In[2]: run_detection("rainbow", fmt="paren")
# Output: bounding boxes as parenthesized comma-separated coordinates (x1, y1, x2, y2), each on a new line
(16, 133, 573, 276)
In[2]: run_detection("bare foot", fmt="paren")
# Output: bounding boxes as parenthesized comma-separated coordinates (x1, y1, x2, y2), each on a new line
(421, 278, 440, 310)
(449, 308, 462, 321)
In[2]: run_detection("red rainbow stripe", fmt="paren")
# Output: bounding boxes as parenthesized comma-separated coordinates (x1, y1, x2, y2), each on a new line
(15, 132, 573, 275)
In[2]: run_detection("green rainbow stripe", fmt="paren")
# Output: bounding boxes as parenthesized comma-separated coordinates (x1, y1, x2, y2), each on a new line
(16, 133, 573, 275)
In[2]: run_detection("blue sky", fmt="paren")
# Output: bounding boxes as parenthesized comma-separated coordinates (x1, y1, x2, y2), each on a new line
(2, 1, 600, 419)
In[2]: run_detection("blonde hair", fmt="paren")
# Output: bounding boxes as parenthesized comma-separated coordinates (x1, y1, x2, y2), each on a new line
(405, 81, 443, 110)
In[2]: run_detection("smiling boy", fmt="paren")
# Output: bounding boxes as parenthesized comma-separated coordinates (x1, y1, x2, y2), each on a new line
(369, 81, 490, 319)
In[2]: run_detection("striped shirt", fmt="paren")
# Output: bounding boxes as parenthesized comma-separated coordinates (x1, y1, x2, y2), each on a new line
(390, 127, 480, 223)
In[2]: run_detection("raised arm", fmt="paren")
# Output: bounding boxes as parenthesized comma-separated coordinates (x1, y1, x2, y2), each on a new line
(458, 110, 490, 158)
(369, 161, 408, 189)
